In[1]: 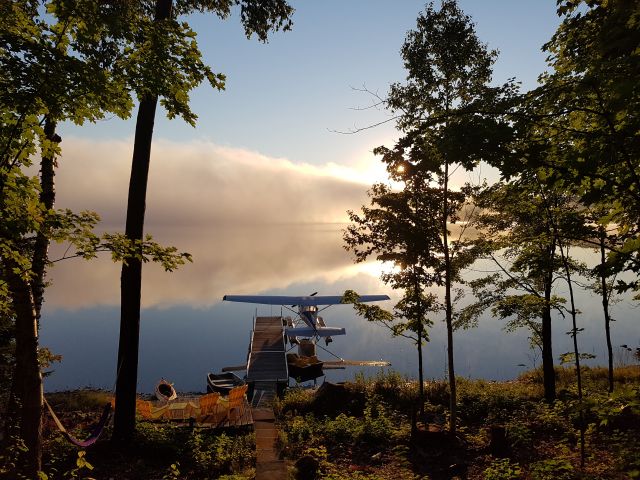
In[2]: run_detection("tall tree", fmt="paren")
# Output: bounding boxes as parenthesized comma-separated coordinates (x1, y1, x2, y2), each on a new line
(593, 224, 619, 393)
(543, 187, 590, 466)
(0, 1, 189, 472)
(486, 0, 640, 400)
(113, 0, 294, 441)
(0, 2, 134, 472)
(461, 177, 591, 403)
(344, 160, 451, 420)
(378, 0, 513, 433)
(510, 0, 640, 288)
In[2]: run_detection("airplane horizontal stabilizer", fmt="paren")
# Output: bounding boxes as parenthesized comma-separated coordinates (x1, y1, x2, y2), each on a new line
(285, 326, 346, 337)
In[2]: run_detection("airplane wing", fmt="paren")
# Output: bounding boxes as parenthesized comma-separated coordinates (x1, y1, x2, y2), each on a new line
(223, 294, 389, 306)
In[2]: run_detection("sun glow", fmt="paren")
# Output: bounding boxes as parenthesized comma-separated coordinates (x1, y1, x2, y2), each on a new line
(346, 260, 400, 279)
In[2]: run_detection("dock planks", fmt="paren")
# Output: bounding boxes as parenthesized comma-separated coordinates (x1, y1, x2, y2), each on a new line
(245, 317, 289, 478)
(247, 317, 288, 382)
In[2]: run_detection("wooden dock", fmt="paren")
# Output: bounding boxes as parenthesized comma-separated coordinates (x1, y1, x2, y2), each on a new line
(247, 316, 288, 383)
(247, 317, 289, 479)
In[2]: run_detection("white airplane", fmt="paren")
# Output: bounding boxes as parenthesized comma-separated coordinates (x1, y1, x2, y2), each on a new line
(222, 293, 390, 342)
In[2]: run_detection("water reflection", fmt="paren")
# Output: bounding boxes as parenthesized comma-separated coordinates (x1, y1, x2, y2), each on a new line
(40, 223, 639, 392)
(45, 223, 354, 310)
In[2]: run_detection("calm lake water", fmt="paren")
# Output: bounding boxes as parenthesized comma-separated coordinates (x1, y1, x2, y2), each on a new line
(40, 224, 639, 393)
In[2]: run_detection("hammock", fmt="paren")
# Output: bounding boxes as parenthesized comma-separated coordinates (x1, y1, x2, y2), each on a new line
(44, 397, 112, 448)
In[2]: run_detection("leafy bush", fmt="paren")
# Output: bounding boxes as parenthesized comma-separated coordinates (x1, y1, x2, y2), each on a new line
(424, 380, 450, 407)
(46, 390, 113, 412)
(282, 395, 398, 457)
(506, 421, 533, 449)
(0, 429, 28, 480)
(360, 395, 394, 443)
(529, 402, 573, 438)
(368, 370, 417, 410)
(483, 458, 522, 480)
(530, 458, 575, 480)
(456, 378, 533, 424)
(181, 431, 255, 478)
(275, 386, 315, 415)
(323, 413, 362, 444)
(286, 414, 321, 446)
(323, 472, 386, 480)
(590, 386, 640, 430)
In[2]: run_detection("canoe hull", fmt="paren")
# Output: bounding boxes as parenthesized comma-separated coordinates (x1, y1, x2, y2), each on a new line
(155, 379, 177, 402)
(206, 372, 246, 395)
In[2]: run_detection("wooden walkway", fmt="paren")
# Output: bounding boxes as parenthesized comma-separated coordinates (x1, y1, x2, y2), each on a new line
(247, 317, 288, 479)
(254, 404, 286, 479)
(247, 317, 288, 383)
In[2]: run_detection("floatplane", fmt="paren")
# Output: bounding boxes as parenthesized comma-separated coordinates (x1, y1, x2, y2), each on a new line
(221, 293, 392, 382)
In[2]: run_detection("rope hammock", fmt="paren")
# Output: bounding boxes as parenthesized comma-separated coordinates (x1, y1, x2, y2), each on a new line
(43, 359, 122, 447)
(44, 397, 112, 448)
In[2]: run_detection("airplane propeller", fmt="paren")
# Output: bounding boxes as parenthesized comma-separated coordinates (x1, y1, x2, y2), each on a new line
(292, 291, 317, 307)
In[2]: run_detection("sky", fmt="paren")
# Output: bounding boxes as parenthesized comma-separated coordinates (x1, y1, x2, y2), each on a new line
(59, 1, 562, 201)
(42, 1, 636, 393)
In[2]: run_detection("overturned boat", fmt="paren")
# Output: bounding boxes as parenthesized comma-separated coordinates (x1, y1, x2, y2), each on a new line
(155, 379, 177, 402)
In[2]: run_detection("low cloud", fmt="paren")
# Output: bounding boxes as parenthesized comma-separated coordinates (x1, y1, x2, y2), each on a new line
(45, 137, 381, 310)
(55, 137, 371, 226)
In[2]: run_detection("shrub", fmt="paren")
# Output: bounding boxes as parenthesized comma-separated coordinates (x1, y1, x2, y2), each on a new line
(369, 370, 417, 409)
(323, 413, 361, 444)
(529, 402, 573, 438)
(483, 458, 522, 480)
(360, 395, 394, 444)
(323, 473, 385, 480)
(530, 458, 575, 480)
(276, 387, 314, 415)
(506, 421, 533, 449)
(181, 431, 255, 478)
(424, 380, 449, 406)
(456, 378, 532, 425)
(286, 414, 321, 446)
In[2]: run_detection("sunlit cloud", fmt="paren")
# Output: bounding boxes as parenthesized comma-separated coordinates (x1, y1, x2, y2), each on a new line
(55, 137, 380, 226)
(45, 137, 397, 310)
(45, 137, 488, 311)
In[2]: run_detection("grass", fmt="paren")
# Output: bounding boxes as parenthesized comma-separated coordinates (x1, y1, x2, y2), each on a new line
(38, 419, 257, 479)
(277, 367, 640, 480)
(2, 365, 639, 478)
(0, 389, 256, 480)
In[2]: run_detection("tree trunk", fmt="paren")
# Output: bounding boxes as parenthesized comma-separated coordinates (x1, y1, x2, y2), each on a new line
(5, 260, 42, 476)
(542, 273, 556, 403)
(113, 95, 158, 441)
(417, 327, 424, 420)
(113, 0, 172, 442)
(2, 119, 58, 474)
(32, 118, 60, 321)
(442, 161, 456, 435)
(599, 229, 614, 393)
(559, 241, 585, 467)
(410, 268, 426, 421)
